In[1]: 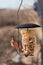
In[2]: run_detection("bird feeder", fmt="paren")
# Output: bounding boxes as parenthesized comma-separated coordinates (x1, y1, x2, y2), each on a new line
(15, 23, 41, 57)
(12, 0, 41, 57)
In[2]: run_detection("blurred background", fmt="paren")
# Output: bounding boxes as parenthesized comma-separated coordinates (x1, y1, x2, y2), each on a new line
(0, 0, 43, 65)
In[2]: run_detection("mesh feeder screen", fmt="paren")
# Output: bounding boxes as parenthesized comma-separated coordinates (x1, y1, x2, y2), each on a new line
(20, 29, 36, 56)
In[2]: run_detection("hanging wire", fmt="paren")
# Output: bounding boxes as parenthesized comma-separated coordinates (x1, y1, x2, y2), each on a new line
(17, 0, 23, 51)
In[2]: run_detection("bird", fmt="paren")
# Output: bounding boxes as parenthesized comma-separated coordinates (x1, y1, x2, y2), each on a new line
(10, 36, 19, 50)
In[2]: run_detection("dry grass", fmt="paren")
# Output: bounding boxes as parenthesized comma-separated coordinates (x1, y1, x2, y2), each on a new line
(0, 9, 40, 26)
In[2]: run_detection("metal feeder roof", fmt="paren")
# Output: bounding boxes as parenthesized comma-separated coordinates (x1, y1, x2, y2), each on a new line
(16, 24, 41, 29)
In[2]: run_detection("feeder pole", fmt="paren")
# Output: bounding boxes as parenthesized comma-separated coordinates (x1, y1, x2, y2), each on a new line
(17, 0, 23, 51)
